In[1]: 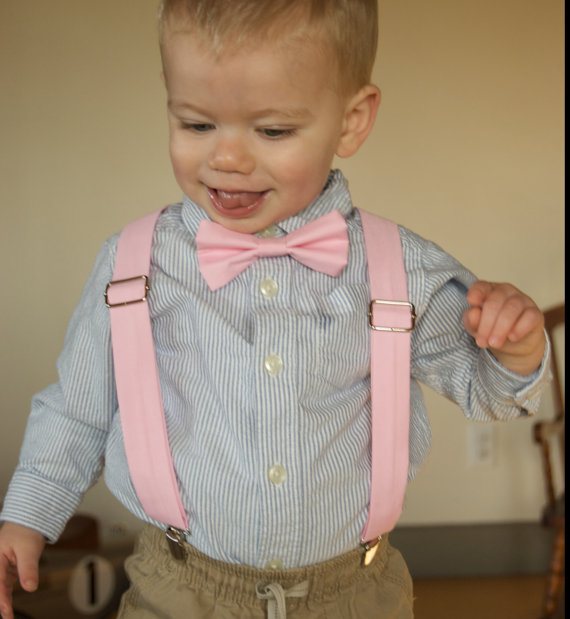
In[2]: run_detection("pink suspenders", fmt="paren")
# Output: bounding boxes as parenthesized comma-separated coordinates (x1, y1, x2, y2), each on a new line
(105, 208, 414, 562)
(358, 209, 414, 563)
(105, 208, 188, 536)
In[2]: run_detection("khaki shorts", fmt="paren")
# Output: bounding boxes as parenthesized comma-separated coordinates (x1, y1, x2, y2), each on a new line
(118, 525, 414, 618)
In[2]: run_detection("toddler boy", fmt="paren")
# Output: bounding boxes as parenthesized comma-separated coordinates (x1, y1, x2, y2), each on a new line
(0, 1, 549, 617)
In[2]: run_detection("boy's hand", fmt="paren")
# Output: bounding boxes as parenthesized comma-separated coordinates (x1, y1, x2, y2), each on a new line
(0, 523, 45, 619)
(463, 281, 546, 376)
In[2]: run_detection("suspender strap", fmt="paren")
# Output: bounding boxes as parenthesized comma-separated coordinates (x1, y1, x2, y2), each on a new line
(107, 208, 412, 544)
(358, 209, 413, 544)
(106, 207, 188, 531)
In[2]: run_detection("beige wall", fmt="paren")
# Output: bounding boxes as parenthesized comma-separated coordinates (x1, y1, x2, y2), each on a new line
(0, 1, 564, 538)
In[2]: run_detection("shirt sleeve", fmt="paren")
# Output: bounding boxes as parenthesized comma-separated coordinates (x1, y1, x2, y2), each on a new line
(401, 226, 550, 421)
(1, 237, 119, 542)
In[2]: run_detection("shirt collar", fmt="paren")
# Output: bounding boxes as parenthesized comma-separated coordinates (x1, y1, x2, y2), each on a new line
(276, 170, 353, 234)
(180, 169, 354, 237)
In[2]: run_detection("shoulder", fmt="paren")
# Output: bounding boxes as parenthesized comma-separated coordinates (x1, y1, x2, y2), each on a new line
(397, 224, 477, 314)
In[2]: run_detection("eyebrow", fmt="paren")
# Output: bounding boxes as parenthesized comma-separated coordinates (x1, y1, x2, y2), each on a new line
(168, 100, 313, 121)
(252, 107, 313, 120)
(167, 101, 206, 116)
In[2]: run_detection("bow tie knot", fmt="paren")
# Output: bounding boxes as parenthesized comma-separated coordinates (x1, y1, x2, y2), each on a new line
(196, 211, 349, 290)
(253, 236, 290, 258)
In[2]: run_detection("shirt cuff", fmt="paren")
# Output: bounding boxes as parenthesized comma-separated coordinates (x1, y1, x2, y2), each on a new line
(477, 331, 551, 417)
(0, 468, 82, 542)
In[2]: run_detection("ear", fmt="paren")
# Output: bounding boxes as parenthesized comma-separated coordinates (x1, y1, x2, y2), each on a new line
(336, 85, 381, 158)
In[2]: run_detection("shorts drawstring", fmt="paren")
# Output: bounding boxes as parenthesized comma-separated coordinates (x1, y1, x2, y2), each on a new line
(256, 581, 310, 619)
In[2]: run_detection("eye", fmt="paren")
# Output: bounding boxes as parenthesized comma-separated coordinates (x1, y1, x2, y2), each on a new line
(181, 122, 215, 133)
(259, 127, 297, 139)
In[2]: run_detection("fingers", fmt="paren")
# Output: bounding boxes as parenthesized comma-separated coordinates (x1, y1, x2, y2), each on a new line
(462, 306, 482, 339)
(465, 280, 546, 375)
(16, 555, 39, 593)
(0, 554, 17, 619)
(0, 556, 39, 619)
(0, 524, 44, 619)
(466, 281, 542, 349)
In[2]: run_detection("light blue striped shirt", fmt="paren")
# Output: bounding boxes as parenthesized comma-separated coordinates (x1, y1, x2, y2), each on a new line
(2, 171, 548, 568)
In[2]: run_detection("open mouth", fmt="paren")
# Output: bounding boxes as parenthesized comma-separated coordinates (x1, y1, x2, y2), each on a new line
(206, 187, 268, 219)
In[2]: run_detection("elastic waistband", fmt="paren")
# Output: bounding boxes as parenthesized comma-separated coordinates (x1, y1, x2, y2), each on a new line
(136, 525, 390, 608)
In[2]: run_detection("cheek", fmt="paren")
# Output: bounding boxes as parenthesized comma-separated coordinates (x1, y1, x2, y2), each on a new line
(169, 138, 199, 179)
(276, 147, 333, 195)
(169, 152, 187, 187)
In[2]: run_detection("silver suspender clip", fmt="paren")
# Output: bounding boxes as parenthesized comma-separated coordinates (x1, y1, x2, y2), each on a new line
(165, 526, 189, 561)
(104, 275, 149, 308)
(361, 536, 382, 567)
(368, 300, 416, 332)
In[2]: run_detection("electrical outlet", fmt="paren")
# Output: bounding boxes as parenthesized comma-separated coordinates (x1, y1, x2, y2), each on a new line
(100, 522, 136, 549)
(467, 424, 495, 467)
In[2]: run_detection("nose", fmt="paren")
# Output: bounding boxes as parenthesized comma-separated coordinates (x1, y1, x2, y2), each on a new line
(208, 133, 255, 175)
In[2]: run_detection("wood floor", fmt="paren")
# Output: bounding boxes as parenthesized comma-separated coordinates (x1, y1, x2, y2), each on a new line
(413, 574, 563, 619)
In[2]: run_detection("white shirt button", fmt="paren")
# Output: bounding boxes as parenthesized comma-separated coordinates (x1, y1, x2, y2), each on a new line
(265, 559, 284, 570)
(258, 225, 277, 238)
(268, 464, 287, 485)
(264, 354, 283, 376)
(259, 278, 279, 298)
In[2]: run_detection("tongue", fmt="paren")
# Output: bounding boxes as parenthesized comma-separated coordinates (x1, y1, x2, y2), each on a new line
(217, 190, 263, 210)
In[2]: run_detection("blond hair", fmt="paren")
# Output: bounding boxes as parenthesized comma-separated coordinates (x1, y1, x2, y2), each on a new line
(158, 0, 378, 95)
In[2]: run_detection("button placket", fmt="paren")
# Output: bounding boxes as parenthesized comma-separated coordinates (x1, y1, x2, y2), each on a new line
(250, 256, 299, 566)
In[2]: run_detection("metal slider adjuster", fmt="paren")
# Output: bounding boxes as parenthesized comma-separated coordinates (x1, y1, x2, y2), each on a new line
(165, 526, 189, 561)
(361, 536, 382, 567)
(368, 300, 416, 333)
(104, 275, 149, 308)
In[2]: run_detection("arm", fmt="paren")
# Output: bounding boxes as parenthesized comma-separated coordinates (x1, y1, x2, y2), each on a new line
(402, 227, 549, 420)
(1, 237, 118, 541)
(0, 523, 45, 619)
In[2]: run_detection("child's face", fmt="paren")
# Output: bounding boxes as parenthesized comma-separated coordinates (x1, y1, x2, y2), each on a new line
(162, 30, 350, 233)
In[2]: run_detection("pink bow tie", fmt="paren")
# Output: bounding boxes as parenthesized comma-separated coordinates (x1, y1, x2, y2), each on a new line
(196, 210, 349, 291)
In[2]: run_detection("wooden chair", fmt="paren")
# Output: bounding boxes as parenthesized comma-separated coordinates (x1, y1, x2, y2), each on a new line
(533, 303, 565, 618)
(50, 513, 100, 550)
